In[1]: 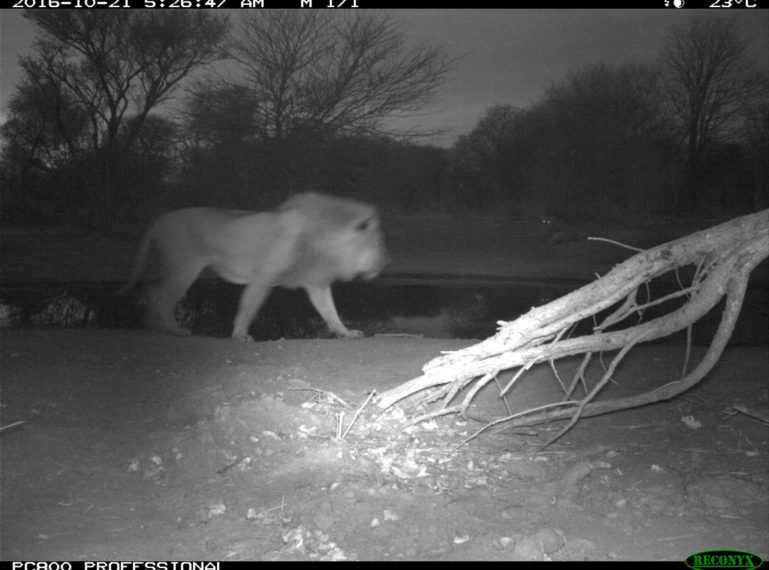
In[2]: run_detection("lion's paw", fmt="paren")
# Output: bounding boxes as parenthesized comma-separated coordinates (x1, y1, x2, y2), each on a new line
(338, 329, 364, 339)
(233, 332, 255, 343)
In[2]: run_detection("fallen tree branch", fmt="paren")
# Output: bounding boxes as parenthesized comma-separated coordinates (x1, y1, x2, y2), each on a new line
(378, 210, 769, 448)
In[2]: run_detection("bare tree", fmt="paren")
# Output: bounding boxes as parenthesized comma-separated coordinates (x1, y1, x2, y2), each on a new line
(0, 74, 88, 173)
(0, 75, 91, 225)
(18, 11, 228, 230)
(182, 11, 452, 202)
(226, 11, 453, 141)
(662, 17, 762, 214)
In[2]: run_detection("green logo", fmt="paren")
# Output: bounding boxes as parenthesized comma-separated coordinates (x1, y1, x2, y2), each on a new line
(685, 549, 764, 570)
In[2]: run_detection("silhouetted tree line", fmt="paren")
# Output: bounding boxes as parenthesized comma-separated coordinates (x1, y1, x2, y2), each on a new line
(451, 64, 678, 218)
(450, 17, 768, 219)
(1, 12, 766, 231)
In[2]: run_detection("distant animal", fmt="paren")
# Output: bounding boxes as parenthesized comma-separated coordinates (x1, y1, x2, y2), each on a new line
(118, 192, 389, 342)
(539, 216, 587, 245)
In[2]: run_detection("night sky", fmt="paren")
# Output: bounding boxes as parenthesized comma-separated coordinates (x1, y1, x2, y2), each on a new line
(1, 9, 767, 147)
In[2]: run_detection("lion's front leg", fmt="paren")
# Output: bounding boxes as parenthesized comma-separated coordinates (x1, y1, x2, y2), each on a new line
(232, 279, 273, 342)
(304, 285, 363, 338)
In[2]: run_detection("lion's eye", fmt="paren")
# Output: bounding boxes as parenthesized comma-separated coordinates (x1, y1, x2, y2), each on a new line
(356, 218, 373, 232)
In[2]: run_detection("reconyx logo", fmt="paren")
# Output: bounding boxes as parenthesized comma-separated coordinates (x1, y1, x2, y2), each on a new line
(685, 549, 764, 570)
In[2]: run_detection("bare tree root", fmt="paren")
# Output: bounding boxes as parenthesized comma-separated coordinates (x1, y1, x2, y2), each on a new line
(377, 210, 769, 448)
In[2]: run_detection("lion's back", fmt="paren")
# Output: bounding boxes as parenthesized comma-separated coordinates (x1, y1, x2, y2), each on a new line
(146, 195, 387, 289)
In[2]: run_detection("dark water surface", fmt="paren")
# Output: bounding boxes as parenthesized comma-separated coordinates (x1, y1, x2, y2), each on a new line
(1, 273, 767, 346)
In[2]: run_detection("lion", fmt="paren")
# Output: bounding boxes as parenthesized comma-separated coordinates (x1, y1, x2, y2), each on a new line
(119, 192, 389, 342)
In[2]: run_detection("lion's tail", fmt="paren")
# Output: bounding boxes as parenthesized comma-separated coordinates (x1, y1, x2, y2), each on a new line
(114, 226, 155, 296)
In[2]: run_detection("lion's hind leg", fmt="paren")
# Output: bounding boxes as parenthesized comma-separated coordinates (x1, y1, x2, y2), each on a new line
(145, 260, 204, 337)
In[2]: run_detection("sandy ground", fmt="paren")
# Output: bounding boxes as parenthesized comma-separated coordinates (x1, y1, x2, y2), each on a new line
(1, 331, 767, 561)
